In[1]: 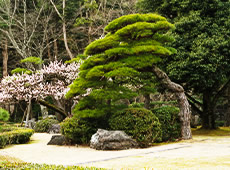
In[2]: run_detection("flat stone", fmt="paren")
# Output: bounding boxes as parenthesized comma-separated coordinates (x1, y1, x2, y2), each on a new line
(47, 135, 66, 145)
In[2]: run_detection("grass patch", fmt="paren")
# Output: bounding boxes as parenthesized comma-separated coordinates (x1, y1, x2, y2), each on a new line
(0, 155, 105, 170)
(192, 127, 230, 136)
(0, 154, 24, 163)
(0, 162, 105, 170)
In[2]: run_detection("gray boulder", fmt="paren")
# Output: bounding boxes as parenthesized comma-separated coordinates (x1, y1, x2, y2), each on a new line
(47, 135, 66, 145)
(48, 124, 61, 134)
(90, 129, 138, 150)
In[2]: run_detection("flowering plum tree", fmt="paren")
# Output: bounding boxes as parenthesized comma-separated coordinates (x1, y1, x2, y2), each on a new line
(0, 60, 80, 125)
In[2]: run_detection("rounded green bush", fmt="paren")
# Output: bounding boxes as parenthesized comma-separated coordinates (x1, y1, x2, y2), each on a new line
(152, 106, 181, 142)
(109, 108, 162, 147)
(60, 117, 98, 144)
(34, 118, 59, 133)
(0, 108, 10, 121)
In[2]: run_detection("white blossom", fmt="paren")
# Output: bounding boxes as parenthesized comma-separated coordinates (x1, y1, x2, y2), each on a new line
(0, 60, 80, 104)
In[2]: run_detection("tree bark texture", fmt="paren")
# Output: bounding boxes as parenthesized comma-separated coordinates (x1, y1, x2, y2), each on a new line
(225, 85, 230, 126)
(202, 91, 216, 129)
(25, 98, 32, 127)
(2, 39, 8, 77)
(21, 106, 27, 127)
(144, 94, 151, 109)
(152, 65, 192, 140)
(63, 22, 74, 59)
(54, 39, 58, 58)
(38, 100, 67, 118)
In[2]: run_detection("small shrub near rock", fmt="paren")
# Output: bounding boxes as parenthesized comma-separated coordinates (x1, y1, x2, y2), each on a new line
(152, 106, 181, 142)
(109, 108, 162, 147)
(0, 108, 10, 121)
(34, 118, 59, 133)
(60, 117, 98, 144)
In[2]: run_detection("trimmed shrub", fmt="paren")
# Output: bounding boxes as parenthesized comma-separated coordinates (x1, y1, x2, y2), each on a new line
(0, 128, 34, 148)
(34, 118, 59, 133)
(109, 108, 162, 147)
(0, 108, 10, 121)
(60, 117, 99, 144)
(152, 106, 181, 142)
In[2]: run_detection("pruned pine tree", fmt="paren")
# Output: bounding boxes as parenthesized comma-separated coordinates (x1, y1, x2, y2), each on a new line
(67, 13, 192, 140)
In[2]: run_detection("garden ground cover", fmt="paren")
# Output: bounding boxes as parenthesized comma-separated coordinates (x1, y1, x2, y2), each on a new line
(0, 128, 230, 169)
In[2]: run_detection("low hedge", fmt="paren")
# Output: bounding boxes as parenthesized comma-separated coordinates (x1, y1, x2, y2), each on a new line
(0, 128, 34, 148)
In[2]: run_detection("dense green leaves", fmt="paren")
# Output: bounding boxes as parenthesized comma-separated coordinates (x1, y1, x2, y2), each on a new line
(105, 13, 166, 33)
(67, 13, 175, 119)
(109, 108, 162, 147)
(20, 57, 43, 65)
(0, 108, 9, 121)
(138, 0, 230, 128)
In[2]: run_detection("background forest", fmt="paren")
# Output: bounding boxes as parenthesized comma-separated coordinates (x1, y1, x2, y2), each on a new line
(0, 0, 230, 145)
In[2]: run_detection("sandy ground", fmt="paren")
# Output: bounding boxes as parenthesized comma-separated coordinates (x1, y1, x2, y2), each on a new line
(1, 133, 230, 169)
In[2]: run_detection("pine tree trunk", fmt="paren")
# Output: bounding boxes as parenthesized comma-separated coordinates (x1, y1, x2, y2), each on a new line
(2, 39, 8, 77)
(152, 65, 192, 140)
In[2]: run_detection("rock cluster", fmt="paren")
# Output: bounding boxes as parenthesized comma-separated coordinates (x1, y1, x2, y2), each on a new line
(90, 129, 138, 150)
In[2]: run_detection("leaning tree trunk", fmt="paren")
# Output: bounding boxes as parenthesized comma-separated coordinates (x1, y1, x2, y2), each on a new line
(152, 65, 192, 140)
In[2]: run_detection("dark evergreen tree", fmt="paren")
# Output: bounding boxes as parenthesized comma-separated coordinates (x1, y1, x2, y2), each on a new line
(137, 0, 230, 129)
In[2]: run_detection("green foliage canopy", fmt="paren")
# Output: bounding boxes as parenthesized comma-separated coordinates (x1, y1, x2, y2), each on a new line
(137, 0, 230, 129)
(67, 13, 176, 118)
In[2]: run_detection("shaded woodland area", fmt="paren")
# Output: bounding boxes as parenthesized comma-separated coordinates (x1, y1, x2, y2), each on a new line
(0, 0, 230, 134)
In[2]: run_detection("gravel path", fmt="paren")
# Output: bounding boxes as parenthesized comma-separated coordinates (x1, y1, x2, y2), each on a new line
(1, 133, 230, 169)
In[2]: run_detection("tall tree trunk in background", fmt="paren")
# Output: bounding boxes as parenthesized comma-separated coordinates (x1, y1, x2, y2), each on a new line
(50, 0, 74, 59)
(63, 21, 74, 59)
(25, 98, 32, 127)
(225, 85, 230, 126)
(21, 106, 28, 127)
(2, 39, 8, 77)
(144, 94, 151, 109)
(47, 37, 52, 61)
(152, 65, 192, 140)
(54, 39, 58, 58)
(202, 91, 216, 129)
